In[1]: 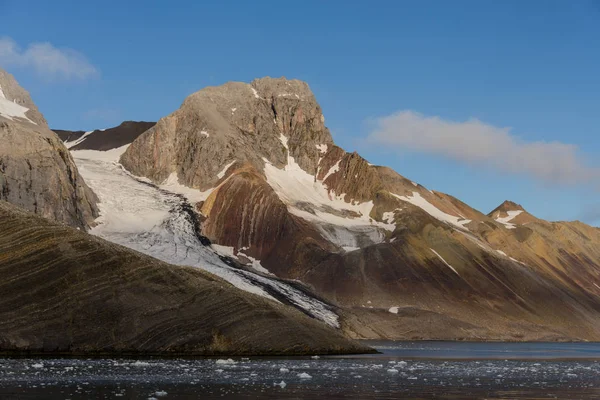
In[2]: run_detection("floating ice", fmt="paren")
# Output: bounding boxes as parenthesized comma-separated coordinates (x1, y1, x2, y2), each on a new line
(215, 359, 236, 365)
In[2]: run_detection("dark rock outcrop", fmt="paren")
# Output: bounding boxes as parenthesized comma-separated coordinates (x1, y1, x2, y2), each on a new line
(54, 121, 156, 151)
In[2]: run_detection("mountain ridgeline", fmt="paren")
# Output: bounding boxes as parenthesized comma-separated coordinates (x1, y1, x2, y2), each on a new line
(115, 77, 600, 341)
(5, 62, 600, 346)
(0, 66, 369, 355)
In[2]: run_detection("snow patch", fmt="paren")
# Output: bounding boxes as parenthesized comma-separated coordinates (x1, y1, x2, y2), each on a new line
(316, 144, 328, 153)
(211, 244, 236, 258)
(430, 248, 460, 276)
(212, 244, 273, 275)
(382, 209, 401, 225)
(200, 130, 209, 137)
(237, 250, 273, 275)
(388, 306, 399, 314)
(322, 160, 341, 182)
(251, 87, 260, 99)
(278, 93, 301, 99)
(71, 144, 130, 163)
(391, 191, 471, 231)
(342, 246, 360, 252)
(297, 372, 312, 379)
(161, 172, 215, 204)
(217, 160, 236, 179)
(0, 95, 36, 124)
(64, 130, 95, 149)
(264, 134, 395, 251)
(495, 210, 523, 229)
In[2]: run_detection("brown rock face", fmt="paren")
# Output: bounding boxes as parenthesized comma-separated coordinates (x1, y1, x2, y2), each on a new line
(0, 68, 98, 229)
(120, 77, 333, 190)
(118, 76, 600, 341)
(200, 164, 336, 277)
(0, 69, 47, 127)
(0, 201, 370, 356)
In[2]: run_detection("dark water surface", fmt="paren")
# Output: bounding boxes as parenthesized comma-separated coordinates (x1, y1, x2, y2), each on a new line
(1, 341, 599, 399)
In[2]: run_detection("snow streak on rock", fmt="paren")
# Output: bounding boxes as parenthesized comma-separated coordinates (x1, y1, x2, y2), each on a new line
(72, 152, 340, 328)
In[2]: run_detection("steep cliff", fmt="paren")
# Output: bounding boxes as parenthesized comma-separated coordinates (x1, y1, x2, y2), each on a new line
(0, 68, 98, 229)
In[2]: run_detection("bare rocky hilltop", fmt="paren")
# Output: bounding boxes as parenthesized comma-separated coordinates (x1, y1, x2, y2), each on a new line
(117, 77, 600, 341)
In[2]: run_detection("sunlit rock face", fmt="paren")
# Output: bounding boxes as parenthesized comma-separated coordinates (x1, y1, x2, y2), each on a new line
(70, 76, 600, 341)
(0, 67, 98, 230)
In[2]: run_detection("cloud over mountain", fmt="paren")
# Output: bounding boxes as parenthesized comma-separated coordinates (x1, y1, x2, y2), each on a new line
(367, 110, 600, 186)
(0, 36, 98, 81)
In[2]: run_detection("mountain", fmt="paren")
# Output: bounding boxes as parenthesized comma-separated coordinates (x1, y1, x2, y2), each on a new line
(115, 77, 600, 341)
(0, 200, 368, 355)
(0, 68, 98, 230)
(54, 121, 156, 151)
(0, 69, 368, 356)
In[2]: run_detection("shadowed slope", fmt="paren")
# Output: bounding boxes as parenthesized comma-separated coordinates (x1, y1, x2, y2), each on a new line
(0, 201, 370, 356)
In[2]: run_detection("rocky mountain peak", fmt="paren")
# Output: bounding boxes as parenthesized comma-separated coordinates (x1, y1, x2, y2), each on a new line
(120, 77, 333, 191)
(0, 69, 48, 127)
(490, 200, 526, 216)
(251, 76, 316, 101)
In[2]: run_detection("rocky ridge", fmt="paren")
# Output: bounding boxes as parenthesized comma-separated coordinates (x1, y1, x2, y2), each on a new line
(54, 121, 156, 151)
(117, 77, 600, 341)
(0, 68, 98, 229)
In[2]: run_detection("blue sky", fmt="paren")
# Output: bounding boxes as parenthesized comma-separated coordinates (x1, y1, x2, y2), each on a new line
(2, 0, 599, 224)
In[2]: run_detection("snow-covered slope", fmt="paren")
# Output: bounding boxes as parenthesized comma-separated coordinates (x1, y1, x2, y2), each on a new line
(263, 134, 394, 251)
(0, 87, 36, 124)
(71, 148, 340, 328)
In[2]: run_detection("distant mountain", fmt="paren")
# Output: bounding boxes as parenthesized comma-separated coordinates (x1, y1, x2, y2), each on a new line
(113, 77, 600, 341)
(0, 67, 98, 230)
(54, 121, 156, 151)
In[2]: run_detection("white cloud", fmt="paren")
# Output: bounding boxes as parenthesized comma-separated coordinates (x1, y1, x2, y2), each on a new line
(367, 110, 600, 186)
(0, 37, 98, 81)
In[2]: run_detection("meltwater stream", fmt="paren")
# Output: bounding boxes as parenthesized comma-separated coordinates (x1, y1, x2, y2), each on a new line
(1, 342, 599, 399)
